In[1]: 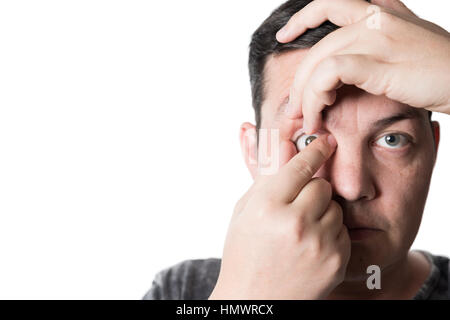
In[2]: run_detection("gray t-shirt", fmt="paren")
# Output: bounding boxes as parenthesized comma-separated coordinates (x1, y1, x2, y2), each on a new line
(143, 250, 449, 300)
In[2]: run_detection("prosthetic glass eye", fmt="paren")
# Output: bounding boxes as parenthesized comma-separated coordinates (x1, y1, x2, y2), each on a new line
(295, 133, 319, 151)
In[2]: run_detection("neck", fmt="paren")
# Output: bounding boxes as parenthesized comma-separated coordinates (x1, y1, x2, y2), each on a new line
(325, 251, 430, 300)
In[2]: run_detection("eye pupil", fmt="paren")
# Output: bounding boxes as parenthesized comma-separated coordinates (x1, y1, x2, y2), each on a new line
(385, 135, 397, 145)
(305, 136, 317, 146)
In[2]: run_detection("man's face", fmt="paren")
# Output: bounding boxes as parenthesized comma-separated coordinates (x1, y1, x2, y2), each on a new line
(256, 49, 439, 281)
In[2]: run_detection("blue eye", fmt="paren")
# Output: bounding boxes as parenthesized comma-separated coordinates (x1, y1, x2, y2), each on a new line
(296, 134, 319, 151)
(375, 133, 408, 149)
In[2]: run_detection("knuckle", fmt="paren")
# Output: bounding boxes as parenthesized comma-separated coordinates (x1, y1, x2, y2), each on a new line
(260, 198, 280, 216)
(260, 184, 279, 205)
(330, 199, 343, 214)
(290, 215, 308, 242)
(234, 192, 252, 213)
(328, 252, 346, 274)
(327, 201, 343, 225)
(296, 208, 308, 225)
(378, 10, 397, 27)
(277, 209, 308, 242)
(233, 192, 255, 217)
(366, 22, 394, 50)
(311, 178, 332, 196)
(324, 55, 342, 73)
(323, 90, 337, 106)
(309, 235, 324, 257)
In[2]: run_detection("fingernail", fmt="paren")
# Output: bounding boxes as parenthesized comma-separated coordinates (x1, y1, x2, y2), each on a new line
(276, 28, 288, 40)
(303, 121, 310, 134)
(327, 134, 337, 148)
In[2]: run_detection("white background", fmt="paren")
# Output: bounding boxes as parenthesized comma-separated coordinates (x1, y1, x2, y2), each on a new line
(0, 0, 448, 299)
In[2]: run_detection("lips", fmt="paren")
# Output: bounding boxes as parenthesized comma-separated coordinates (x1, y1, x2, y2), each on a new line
(343, 218, 382, 241)
(333, 197, 383, 241)
(340, 207, 381, 231)
(347, 228, 381, 241)
(345, 223, 379, 230)
(343, 217, 380, 230)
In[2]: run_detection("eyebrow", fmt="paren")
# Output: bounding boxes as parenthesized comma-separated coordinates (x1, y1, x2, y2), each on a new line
(368, 109, 424, 131)
(319, 106, 424, 132)
(276, 96, 425, 130)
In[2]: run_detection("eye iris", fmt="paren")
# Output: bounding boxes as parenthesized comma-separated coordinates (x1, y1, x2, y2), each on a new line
(385, 135, 397, 145)
(305, 136, 317, 146)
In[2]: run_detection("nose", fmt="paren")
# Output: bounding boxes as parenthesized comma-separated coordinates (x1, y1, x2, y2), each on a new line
(324, 143, 377, 203)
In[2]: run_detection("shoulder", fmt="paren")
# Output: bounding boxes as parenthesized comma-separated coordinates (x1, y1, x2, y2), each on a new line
(428, 252, 449, 299)
(415, 250, 449, 300)
(142, 258, 221, 300)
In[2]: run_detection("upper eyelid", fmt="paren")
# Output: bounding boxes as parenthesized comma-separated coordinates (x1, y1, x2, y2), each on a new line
(291, 130, 414, 145)
(373, 136, 410, 151)
(373, 131, 413, 143)
(291, 129, 327, 142)
(370, 133, 413, 151)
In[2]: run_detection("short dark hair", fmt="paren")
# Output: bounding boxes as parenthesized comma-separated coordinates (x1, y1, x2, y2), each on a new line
(249, 0, 339, 130)
(248, 0, 431, 132)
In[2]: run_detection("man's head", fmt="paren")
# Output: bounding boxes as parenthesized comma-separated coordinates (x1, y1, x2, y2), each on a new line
(240, 0, 440, 282)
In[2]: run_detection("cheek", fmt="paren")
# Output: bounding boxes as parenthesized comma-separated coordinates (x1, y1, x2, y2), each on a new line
(396, 147, 434, 210)
(278, 139, 298, 168)
(376, 150, 434, 237)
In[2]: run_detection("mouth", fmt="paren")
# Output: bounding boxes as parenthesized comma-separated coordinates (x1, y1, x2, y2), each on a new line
(347, 228, 381, 242)
(336, 200, 384, 242)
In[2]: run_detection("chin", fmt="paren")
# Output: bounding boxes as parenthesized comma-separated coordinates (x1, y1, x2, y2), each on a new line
(343, 239, 389, 282)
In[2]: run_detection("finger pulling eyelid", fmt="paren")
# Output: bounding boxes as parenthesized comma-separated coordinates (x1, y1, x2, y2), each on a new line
(291, 128, 306, 142)
(291, 127, 329, 142)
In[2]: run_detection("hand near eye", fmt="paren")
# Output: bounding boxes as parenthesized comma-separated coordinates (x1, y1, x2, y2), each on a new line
(276, 0, 450, 134)
(209, 135, 351, 300)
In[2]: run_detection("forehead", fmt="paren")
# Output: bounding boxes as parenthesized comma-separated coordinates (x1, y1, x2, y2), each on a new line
(262, 49, 429, 129)
(263, 49, 307, 115)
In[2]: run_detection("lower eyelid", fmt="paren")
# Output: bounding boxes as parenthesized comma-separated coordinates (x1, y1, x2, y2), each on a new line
(374, 133, 411, 147)
(291, 128, 305, 142)
(373, 141, 411, 151)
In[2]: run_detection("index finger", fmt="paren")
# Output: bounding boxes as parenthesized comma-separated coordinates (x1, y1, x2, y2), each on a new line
(275, 0, 419, 43)
(276, 0, 372, 43)
(269, 133, 337, 203)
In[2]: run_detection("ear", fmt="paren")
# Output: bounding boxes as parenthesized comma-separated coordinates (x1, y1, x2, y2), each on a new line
(239, 122, 259, 180)
(432, 121, 440, 161)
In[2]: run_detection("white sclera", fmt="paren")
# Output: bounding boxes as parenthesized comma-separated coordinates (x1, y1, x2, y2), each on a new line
(375, 134, 408, 148)
(296, 134, 319, 151)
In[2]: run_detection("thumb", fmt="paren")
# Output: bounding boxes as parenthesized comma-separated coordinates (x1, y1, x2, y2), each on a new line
(271, 134, 337, 203)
